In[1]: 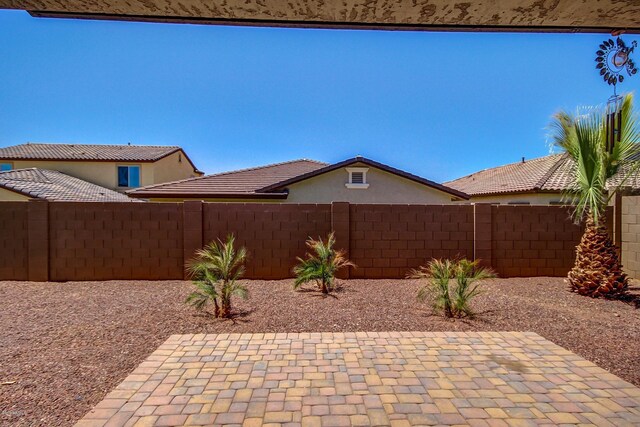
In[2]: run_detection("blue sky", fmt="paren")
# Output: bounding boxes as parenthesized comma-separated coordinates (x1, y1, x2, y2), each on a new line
(0, 10, 638, 182)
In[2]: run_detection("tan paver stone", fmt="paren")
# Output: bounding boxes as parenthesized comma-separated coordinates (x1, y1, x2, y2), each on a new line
(75, 332, 640, 427)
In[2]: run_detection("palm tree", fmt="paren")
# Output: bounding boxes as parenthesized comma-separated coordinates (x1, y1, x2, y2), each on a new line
(293, 232, 354, 294)
(185, 234, 248, 318)
(411, 258, 495, 318)
(551, 93, 640, 298)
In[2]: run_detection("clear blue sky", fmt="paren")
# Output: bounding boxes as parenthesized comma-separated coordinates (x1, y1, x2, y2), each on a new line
(1, 10, 638, 181)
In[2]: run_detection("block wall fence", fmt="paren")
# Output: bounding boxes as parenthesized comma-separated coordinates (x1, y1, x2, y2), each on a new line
(0, 200, 624, 282)
(622, 195, 640, 278)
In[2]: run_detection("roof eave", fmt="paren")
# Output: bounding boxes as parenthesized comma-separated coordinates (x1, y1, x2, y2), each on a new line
(128, 191, 289, 199)
(258, 157, 470, 200)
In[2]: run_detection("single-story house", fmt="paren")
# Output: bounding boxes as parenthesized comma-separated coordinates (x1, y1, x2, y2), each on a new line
(0, 143, 203, 192)
(0, 168, 138, 202)
(127, 156, 469, 203)
(445, 153, 640, 205)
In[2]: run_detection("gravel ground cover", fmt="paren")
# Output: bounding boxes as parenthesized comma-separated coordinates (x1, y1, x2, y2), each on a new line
(0, 278, 638, 426)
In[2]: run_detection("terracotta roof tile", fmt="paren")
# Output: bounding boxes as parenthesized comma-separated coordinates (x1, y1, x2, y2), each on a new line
(129, 157, 469, 200)
(446, 153, 640, 196)
(0, 168, 138, 202)
(0, 143, 181, 162)
(128, 159, 328, 197)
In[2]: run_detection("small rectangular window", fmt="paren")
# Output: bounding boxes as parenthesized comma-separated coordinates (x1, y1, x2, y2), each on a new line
(0, 163, 12, 171)
(117, 165, 141, 188)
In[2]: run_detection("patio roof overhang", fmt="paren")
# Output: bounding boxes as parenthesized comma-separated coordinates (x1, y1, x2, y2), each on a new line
(1, 0, 639, 33)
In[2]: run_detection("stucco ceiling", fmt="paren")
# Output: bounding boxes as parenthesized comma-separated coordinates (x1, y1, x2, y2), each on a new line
(1, 0, 639, 33)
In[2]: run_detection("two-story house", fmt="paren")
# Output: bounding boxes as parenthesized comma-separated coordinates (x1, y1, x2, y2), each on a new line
(0, 143, 202, 201)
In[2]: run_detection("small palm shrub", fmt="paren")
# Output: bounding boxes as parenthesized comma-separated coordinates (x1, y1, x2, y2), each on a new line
(186, 234, 248, 318)
(410, 258, 495, 318)
(293, 232, 354, 294)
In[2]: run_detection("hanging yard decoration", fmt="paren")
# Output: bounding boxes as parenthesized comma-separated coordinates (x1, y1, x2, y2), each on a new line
(596, 37, 637, 88)
(595, 37, 638, 152)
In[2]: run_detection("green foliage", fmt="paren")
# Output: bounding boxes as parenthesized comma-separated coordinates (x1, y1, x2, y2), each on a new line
(550, 93, 640, 225)
(185, 234, 248, 318)
(293, 232, 354, 294)
(410, 259, 495, 318)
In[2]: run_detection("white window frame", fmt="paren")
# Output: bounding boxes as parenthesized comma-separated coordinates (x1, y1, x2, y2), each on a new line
(345, 167, 369, 189)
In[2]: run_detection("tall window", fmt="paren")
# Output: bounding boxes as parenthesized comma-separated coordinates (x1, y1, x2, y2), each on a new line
(117, 165, 140, 188)
(0, 163, 12, 171)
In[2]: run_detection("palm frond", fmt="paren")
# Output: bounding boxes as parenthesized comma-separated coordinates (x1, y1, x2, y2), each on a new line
(292, 232, 354, 293)
(551, 93, 640, 225)
(185, 234, 248, 317)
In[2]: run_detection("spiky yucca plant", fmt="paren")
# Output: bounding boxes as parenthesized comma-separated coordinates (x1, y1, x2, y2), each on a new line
(411, 258, 495, 318)
(186, 235, 248, 318)
(293, 232, 354, 294)
(551, 93, 640, 298)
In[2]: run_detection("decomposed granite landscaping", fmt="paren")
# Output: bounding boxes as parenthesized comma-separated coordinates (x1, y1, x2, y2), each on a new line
(1, 278, 639, 426)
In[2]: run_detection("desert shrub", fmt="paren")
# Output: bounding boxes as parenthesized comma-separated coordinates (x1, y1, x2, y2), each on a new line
(410, 258, 495, 318)
(293, 232, 354, 294)
(186, 234, 248, 318)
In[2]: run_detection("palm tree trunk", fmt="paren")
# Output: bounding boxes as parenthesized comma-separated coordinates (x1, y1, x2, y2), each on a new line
(568, 213, 628, 298)
(213, 299, 220, 318)
(321, 279, 328, 294)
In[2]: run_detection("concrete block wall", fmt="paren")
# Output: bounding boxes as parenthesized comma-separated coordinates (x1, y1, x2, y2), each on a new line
(0, 202, 28, 280)
(622, 195, 640, 277)
(491, 205, 582, 277)
(349, 205, 474, 278)
(48, 202, 184, 280)
(0, 200, 627, 281)
(203, 203, 332, 279)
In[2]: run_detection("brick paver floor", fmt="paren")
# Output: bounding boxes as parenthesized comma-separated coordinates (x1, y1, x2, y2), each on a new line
(75, 332, 640, 426)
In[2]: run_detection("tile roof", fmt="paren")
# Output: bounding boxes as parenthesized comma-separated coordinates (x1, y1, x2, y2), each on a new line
(129, 157, 469, 200)
(0, 168, 138, 202)
(446, 153, 640, 196)
(0, 143, 182, 162)
(128, 159, 328, 198)
(259, 157, 470, 199)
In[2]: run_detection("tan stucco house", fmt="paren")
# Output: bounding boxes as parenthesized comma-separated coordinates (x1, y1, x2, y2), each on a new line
(445, 153, 640, 205)
(0, 168, 137, 202)
(0, 143, 202, 194)
(127, 156, 469, 204)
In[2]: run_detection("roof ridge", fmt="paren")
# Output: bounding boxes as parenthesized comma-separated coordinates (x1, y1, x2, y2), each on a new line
(209, 158, 328, 177)
(128, 158, 328, 193)
(533, 152, 570, 190)
(22, 142, 180, 148)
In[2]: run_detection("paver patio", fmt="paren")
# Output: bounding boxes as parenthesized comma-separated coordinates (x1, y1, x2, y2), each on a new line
(75, 331, 640, 427)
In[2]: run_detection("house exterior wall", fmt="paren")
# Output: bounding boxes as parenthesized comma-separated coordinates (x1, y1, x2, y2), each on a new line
(0, 188, 30, 201)
(5, 150, 198, 192)
(8, 159, 154, 190)
(151, 151, 201, 184)
(284, 164, 458, 204)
